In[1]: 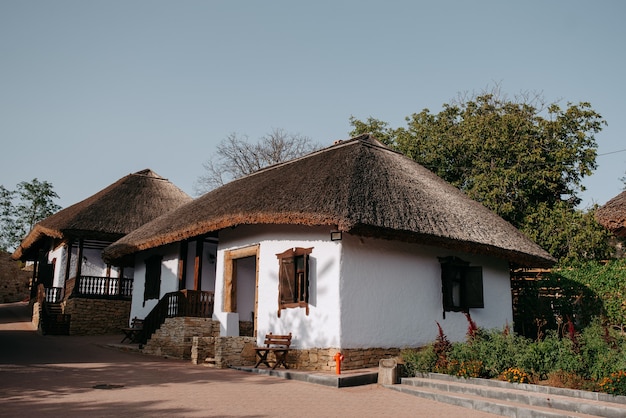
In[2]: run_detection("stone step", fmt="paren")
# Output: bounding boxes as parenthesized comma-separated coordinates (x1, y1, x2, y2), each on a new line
(203, 357, 217, 368)
(387, 373, 626, 418)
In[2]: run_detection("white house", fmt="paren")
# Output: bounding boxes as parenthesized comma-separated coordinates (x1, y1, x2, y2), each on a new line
(104, 135, 554, 369)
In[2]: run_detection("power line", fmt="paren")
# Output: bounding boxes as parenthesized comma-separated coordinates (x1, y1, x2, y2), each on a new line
(598, 148, 626, 157)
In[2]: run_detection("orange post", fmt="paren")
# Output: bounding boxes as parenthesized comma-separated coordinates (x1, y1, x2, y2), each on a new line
(333, 352, 344, 375)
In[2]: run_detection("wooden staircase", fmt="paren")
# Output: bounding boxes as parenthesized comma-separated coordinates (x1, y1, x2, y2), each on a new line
(138, 290, 214, 344)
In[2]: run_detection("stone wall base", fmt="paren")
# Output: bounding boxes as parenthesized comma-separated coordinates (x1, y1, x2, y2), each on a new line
(190, 336, 401, 371)
(191, 336, 256, 368)
(289, 347, 402, 371)
(142, 317, 220, 360)
(64, 298, 131, 335)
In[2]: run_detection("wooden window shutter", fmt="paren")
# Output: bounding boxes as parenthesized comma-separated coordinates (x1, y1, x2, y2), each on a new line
(144, 255, 162, 303)
(279, 256, 296, 304)
(464, 266, 484, 309)
(276, 247, 313, 316)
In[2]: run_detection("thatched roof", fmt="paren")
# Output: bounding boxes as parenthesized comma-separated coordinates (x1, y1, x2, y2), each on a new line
(12, 169, 192, 261)
(103, 136, 555, 267)
(596, 190, 626, 238)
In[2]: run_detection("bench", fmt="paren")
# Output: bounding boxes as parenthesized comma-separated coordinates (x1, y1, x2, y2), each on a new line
(254, 332, 292, 369)
(120, 317, 144, 343)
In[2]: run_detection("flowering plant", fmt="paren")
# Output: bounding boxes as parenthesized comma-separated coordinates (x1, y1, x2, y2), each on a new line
(499, 367, 530, 384)
(598, 370, 626, 396)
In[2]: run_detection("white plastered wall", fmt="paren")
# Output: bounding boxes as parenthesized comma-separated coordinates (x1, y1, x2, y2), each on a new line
(129, 243, 181, 322)
(128, 225, 514, 348)
(339, 233, 513, 348)
(214, 225, 342, 349)
(48, 244, 65, 288)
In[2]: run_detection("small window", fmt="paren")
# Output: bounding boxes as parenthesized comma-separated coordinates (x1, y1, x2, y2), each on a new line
(276, 247, 312, 316)
(439, 256, 484, 313)
(144, 255, 162, 304)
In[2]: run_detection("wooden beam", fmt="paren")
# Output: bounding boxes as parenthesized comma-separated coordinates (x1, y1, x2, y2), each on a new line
(178, 241, 188, 290)
(193, 239, 203, 291)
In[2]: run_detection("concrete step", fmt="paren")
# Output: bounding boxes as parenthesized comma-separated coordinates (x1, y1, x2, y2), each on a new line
(387, 373, 626, 418)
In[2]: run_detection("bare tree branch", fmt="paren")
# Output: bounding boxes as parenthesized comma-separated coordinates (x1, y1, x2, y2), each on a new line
(194, 128, 319, 195)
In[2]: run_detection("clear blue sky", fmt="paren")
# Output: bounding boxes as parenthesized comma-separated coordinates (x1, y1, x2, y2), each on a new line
(1, 1, 624, 210)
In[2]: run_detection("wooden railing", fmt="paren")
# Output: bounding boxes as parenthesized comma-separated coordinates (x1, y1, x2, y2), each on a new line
(44, 287, 64, 303)
(139, 290, 214, 344)
(74, 275, 133, 300)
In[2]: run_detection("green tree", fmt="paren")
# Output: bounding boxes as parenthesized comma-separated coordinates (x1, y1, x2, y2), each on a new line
(522, 202, 612, 263)
(195, 128, 319, 194)
(0, 179, 61, 251)
(350, 89, 606, 261)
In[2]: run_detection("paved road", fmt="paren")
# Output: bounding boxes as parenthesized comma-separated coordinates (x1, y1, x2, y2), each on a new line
(0, 302, 498, 417)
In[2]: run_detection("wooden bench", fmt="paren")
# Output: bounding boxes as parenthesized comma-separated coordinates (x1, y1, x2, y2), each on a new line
(254, 332, 292, 369)
(120, 317, 144, 343)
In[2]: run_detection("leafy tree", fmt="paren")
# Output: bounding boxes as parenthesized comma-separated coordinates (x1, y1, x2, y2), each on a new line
(0, 179, 61, 251)
(350, 89, 607, 261)
(195, 128, 319, 194)
(522, 202, 613, 263)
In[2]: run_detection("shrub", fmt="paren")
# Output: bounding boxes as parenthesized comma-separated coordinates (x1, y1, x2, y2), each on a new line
(402, 320, 626, 396)
(519, 331, 580, 378)
(450, 327, 530, 378)
(578, 320, 626, 380)
(402, 345, 436, 376)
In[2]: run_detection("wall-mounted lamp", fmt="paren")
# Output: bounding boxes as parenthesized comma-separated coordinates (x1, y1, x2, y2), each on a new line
(330, 230, 342, 241)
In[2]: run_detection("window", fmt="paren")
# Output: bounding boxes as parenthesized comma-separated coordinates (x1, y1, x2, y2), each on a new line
(439, 256, 484, 314)
(276, 247, 312, 316)
(144, 255, 162, 304)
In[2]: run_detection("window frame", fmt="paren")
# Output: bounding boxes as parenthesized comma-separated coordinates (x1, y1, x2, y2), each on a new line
(276, 247, 313, 317)
(144, 255, 162, 304)
(439, 256, 484, 314)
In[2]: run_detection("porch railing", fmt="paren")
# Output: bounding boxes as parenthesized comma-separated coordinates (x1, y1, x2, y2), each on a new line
(74, 275, 133, 300)
(44, 287, 64, 303)
(139, 290, 214, 345)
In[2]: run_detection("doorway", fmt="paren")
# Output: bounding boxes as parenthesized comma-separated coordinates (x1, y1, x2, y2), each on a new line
(223, 245, 259, 336)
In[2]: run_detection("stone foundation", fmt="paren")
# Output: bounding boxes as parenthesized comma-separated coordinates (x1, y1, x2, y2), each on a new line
(216, 336, 256, 367)
(63, 298, 131, 335)
(289, 347, 402, 371)
(191, 336, 256, 368)
(143, 317, 220, 359)
(149, 317, 402, 371)
(190, 335, 401, 371)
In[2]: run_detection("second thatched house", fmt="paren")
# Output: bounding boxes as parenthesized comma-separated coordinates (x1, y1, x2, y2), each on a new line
(104, 135, 555, 370)
(12, 169, 192, 335)
(596, 190, 626, 239)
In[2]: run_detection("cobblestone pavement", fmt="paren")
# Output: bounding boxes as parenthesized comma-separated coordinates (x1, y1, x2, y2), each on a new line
(0, 302, 498, 417)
